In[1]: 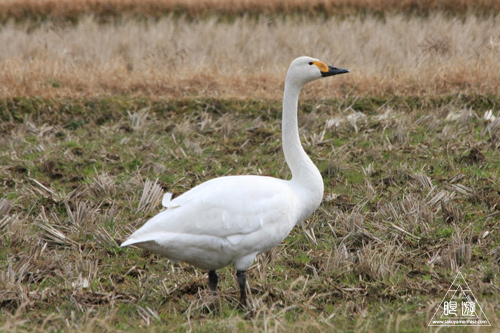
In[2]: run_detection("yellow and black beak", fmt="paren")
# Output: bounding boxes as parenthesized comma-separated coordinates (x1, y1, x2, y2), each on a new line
(312, 61, 350, 77)
(321, 65, 350, 77)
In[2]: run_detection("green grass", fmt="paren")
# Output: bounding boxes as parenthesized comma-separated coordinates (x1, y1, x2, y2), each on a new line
(0, 96, 499, 331)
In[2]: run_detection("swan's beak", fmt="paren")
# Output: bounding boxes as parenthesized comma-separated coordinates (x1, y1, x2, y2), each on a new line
(321, 65, 350, 77)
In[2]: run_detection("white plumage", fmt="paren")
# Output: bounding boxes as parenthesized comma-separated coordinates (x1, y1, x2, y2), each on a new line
(121, 56, 349, 304)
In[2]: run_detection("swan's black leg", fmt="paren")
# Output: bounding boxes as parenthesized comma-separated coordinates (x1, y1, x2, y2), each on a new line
(208, 270, 218, 294)
(236, 270, 247, 305)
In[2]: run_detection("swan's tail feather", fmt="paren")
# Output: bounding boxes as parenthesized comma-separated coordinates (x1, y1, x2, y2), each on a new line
(121, 232, 170, 247)
(162, 192, 180, 209)
(120, 238, 140, 247)
(121, 235, 158, 247)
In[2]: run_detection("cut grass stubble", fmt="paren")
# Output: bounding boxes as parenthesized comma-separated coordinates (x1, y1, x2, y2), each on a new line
(0, 97, 499, 330)
(1, 4, 500, 331)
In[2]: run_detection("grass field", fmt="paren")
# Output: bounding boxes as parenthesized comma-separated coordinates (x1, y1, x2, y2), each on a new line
(2, 0, 500, 22)
(1, 14, 500, 99)
(1, 1, 500, 332)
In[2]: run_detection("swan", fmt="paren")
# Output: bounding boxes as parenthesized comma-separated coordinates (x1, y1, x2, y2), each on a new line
(121, 56, 349, 304)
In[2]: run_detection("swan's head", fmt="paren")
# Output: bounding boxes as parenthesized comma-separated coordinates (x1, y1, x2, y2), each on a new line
(287, 56, 349, 86)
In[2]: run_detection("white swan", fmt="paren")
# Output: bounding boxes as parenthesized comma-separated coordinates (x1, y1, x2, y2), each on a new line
(121, 56, 349, 304)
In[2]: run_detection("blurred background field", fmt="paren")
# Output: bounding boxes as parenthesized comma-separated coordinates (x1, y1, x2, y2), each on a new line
(2, 0, 500, 21)
(0, 1, 499, 99)
(1, 1, 500, 332)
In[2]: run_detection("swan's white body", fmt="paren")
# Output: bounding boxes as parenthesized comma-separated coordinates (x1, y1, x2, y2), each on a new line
(121, 56, 349, 302)
(122, 175, 312, 270)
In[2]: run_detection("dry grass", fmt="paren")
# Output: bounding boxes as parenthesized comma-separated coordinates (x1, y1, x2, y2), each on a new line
(0, 97, 499, 331)
(0, 13, 500, 100)
(1, 2, 500, 330)
(1, 0, 500, 21)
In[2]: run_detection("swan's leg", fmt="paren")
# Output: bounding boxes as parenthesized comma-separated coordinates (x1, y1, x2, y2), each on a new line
(208, 270, 218, 294)
(236, 270, 247, 305)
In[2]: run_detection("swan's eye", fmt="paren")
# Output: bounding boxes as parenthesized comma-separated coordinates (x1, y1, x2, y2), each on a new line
(308, 62, 313, 65)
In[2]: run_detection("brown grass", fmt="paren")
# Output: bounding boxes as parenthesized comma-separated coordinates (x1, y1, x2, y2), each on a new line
(1, 2, 499, 330)
(1, 97, 499, 331)
(1, 13, 499, 100)
(1, 0, 500, 21)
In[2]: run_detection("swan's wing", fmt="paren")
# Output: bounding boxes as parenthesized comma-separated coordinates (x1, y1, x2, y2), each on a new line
(175, 176, 295, 233)
(122, 175, 296, 246)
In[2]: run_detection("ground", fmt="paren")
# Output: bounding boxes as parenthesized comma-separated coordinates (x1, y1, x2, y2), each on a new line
(1, 2, 500, 332)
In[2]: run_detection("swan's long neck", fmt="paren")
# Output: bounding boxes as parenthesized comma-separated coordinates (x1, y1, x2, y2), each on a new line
(282, 78, 324, 208)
